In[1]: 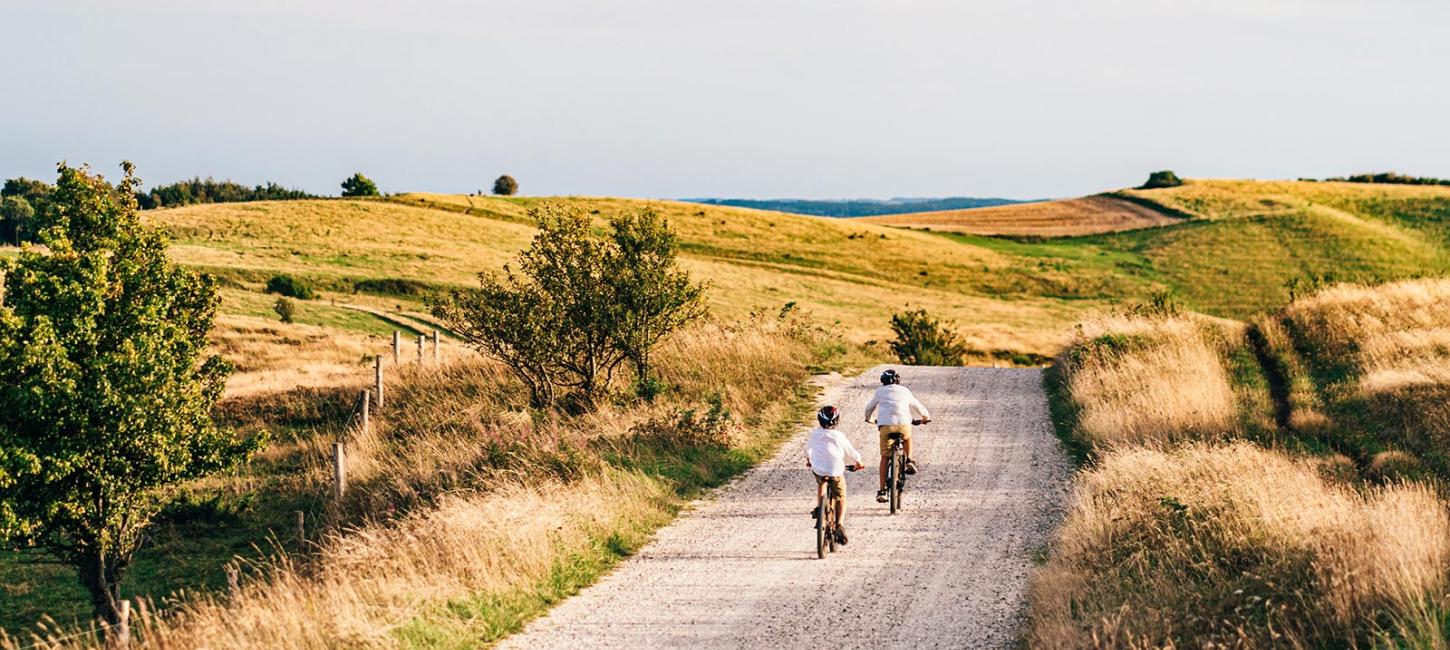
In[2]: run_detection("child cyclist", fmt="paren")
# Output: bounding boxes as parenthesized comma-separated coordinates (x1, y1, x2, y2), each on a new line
(805, 405, 865, 545)
(864, 368, 931, 503)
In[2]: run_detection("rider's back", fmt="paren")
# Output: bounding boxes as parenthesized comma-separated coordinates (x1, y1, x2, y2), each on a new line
(865, 384, 928, 425)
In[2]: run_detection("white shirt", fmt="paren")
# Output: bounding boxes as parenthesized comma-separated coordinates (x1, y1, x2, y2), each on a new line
(864, 384, 930, 426)
(805, 427, 863, 477)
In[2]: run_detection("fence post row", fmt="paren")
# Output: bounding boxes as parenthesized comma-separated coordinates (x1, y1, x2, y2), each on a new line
(431, 330, 439, 363)
(392, 330, 400, 364)
(295, 510, 305, 549)
(114, 599, 131, 649)
(416, 333, 424, 361)
(374, 354, 384, 410)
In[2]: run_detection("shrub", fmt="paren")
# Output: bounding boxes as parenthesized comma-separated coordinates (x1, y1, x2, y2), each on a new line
(888, 309, 967, 366)
(0, 162, 262, 625)
(493, 175, 519, 196)
(433, 206, 706, 409)
(0, 195, 33, 245)
(340, 173, 379, 197)
(353, 277, 434, 297)
(1140, 170, 1184, 189)
(273, 297, 296, 323)
(265, 274, 316, 300)
(136, 177, 314, 209)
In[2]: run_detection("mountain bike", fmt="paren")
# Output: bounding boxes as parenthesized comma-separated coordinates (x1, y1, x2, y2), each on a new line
(885, 419, 927, 515)
(814, 466, 860, 559)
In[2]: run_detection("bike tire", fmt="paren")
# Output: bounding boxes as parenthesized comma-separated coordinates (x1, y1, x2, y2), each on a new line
(891, 450, 904, 513)
(887, 447, 899, 515)
(816, 496, 826, 559)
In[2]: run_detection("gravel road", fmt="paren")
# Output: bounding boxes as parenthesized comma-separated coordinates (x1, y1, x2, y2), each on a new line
(501, 366, 1071, 649)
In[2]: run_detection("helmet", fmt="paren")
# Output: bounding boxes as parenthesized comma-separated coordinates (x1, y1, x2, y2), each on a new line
(817, 405, 841, 428)
(880, 369, 900, 385)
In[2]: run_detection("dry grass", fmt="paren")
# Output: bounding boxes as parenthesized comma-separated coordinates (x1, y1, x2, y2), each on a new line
(1, 314, 833, 649)
(1029, 442, 1450, 649)
(859, 195, 1182, 236)
(1057, 315, 1240, 449)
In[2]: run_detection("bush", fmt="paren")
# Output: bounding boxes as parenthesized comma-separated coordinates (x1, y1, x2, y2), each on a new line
(136, 177, 314, 209)
(433, 206, 706, 409)
(266, 274, 316, 300)
(0, 195, 33, 245)
(353, 277, 434, 298)
(1140, 170, 1184, 189)
(340, 173, 379, 197)
(888, 309, 968, 366)
(274, 297, 296, 323)
(493, 175, 519, 196)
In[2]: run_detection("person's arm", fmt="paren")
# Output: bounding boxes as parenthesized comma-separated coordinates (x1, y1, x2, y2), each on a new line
(804, 436, 812, 468)
(864, 393, 880, 423)
(910, 393, 931, 422)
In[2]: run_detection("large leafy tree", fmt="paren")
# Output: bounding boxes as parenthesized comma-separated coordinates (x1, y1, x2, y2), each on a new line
(492, 174, 518, 196)
(0, 162, 262, 624)
(340, 172, 379, 197)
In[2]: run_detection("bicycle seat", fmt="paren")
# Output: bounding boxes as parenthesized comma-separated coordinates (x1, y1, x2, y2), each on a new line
(886, 432, 904, 441)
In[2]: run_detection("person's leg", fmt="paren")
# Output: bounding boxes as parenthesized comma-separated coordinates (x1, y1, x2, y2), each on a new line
(833, 477, 847, 525)
(878, 455, 888, 490)
(904, 437, 912, 463)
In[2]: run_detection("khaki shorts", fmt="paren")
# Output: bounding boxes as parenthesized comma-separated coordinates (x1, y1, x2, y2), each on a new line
(814, 473, 845, 500)
(878, 423, 912, 456)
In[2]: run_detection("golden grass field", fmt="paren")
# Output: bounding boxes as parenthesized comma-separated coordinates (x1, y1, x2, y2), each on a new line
(1035, 278, 1450, 647)
(859, 195, 1184, 236)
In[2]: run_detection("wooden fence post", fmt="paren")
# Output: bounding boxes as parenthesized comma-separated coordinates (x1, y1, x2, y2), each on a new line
(225, 562, 240, 598)
(296, 510, 306, 549)
(416, 333, 425, 362)
(431, 330, 439, 364)
(374, 355, 384, 410)
(115, 599, 131, 649)
(358, 389, 370, 435)
(333, 442, 346, 500)
(392, 331, 400, 364)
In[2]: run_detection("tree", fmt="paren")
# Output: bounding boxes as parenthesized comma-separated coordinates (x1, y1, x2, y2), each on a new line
(0, 162, 262, 626)
(274, 297, 297, 323)
(266, 274, 316, 300)
(433, 206, 705, 408)
(888, 309, 968, 365)
(1, 196, 33, 245)
(2, 177, 54, 203)
(606, 209, 707, 398)
(493, 175, 518, 196)
(340, 173, 379, 197)
(1140, 170, 1183, 189)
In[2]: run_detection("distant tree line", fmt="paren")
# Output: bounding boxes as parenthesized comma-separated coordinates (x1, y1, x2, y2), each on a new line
(685, 196, 1022, 218)
(1316, 172, 1450, 187)
(136, 177, 316, 209)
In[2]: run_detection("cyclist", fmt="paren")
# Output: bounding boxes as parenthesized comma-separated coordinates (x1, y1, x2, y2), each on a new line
(864, 368, 931, 504)
(805, 405, 865, 545)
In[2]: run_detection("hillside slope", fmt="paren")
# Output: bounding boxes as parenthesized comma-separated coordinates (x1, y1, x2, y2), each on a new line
(858, 195, 1183, 236)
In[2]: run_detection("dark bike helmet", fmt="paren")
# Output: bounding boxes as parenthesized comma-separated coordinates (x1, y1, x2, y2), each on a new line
(817, 405, 841, 428)
(880, 369, 901, 385)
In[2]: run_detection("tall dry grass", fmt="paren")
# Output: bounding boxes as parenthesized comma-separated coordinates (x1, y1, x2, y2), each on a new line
(1029, 443, 1450, 649)
(1, 313, 835, 649)
(1057, 314, 1240, 449)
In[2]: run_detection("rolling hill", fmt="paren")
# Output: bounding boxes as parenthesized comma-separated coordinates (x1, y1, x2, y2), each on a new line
(858, 194, 1184, 236)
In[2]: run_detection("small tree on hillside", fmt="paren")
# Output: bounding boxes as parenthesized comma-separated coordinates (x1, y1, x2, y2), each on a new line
(1140, 170, 1184, 189)
(274, 297, 297, 323)
(493, 175, 518, 196)
(889, 309, 968, 366)
(0, 162, 262, 626)
(607, 209, 707, 398)
(340, 172, 379, 197)
(1, 196, 33, 245)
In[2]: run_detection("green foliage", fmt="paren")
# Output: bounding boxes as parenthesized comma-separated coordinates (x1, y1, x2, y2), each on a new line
(274, 297, 296, 323)
(433, 206, 705, 409)
(1141, 170, 1184, 189)
(0, 162, 262, 623)
(340, 172, 379, 197)
(888, 309, 968, 366)
(352, 277, 436, 298)
(0, 196, 33, 245)
(493, 175, 519, 196)
(1324, 172, 1450, 187)
(1, 177, 54, 203)
(136, 177, 314, 209)
(265, 274, 316, 300)
(1126, 290, 1183, 318)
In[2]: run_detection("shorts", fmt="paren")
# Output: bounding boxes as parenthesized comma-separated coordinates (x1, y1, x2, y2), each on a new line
(814, 473, 845, 500)
(878, 423, 912, 455)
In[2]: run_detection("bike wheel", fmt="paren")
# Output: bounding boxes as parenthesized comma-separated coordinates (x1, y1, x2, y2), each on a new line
(816, 496, 826, 559)
(891, 451, 904, 513)
(887, 450, 899, 515)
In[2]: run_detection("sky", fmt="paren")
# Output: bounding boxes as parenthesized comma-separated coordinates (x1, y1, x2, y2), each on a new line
(2, 0, 1448, 200)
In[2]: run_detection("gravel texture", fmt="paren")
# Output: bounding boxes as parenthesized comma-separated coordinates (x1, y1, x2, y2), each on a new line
(501, 366, 1071, 649)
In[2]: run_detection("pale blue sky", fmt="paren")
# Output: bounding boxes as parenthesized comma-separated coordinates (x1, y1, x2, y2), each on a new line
(2, 0, 1447, 199)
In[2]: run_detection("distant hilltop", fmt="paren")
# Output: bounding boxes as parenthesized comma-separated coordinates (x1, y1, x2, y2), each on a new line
(680, 196, 1032, 218)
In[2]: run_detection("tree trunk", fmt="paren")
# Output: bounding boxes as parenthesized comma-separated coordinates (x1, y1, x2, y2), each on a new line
(77, 547, 122, 625)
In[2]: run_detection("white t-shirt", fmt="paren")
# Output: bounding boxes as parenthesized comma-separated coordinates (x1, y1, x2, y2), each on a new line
(864, 384, 930, 426)
(805, 427, 863, 477)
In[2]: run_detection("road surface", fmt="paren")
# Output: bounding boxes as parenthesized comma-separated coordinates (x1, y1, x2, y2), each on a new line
(502, 366, 1070, 649)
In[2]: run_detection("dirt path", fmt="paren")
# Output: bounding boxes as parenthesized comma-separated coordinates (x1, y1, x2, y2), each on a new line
(501, 366, 1071, 649)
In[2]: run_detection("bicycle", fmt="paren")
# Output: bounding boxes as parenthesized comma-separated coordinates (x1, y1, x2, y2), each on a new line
(884, 419, 927, 515)
(814, 465, 860, 559)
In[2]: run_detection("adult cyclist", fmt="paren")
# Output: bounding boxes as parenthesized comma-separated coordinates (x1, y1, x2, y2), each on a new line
(863, 369, 930, 504)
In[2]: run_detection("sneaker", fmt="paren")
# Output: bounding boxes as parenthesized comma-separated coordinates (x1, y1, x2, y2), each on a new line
(810, 506, 821, 519)
(876, 489, 888, 503)
(905, 459, 918, 475)
(834, 526, 849, 545)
